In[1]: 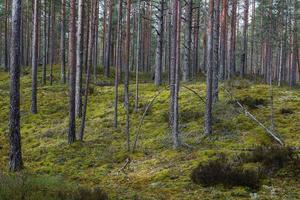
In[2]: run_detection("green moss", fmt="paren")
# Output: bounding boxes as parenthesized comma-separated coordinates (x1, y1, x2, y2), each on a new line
(0, 67, 300, 199)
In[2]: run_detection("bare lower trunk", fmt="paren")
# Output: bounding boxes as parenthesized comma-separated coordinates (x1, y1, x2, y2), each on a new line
(154, 0, 164, 86)
(31, 0, 38, 114)
(125, 0, 131, 151)
(212, 0, 220, 103)
(9, 0, 23, 172)
(182, 0, 192, 82)
(60, 0, 66, 84)
(204, 0, 214, 135)
(114, 0, 123, 128)
(75, 0, 84, 118)
(68, 0, 77, 144)
(79, 0, 97, 141)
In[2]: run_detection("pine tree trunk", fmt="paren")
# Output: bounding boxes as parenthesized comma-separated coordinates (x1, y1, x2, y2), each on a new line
(135, 0, 141, 111)
(68, 0, 77, 144)
(125, 0, 131, 151)
(42, 0, 47, 85)
(249, 0, 255, 75)
(204, 0, 214, 135)
(79, 0, 97, 141)
(183, 0, 192, 82)
(31, 0, 39, 114)
(9, 0, 23, 172)
(75, 0, 84, 118)
(154, 0, 164, 86)
(4, 0, 9, 71)
(104, 0, 114, 77)
(212, 0, 220, 103)
(60, 0, 66, 83)
(173, 0, 181, 148)
(228, 0, 237, 78)
(114, 0, 123, 128)
(49, 0, 54, 85)
(241, 0, 249, 77)
(219, 0, 227, 80)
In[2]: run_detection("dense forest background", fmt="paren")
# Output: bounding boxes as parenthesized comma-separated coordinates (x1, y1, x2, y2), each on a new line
(0, 0, 300, 199)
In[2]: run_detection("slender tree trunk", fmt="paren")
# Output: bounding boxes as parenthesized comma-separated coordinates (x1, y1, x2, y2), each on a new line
(125, 0, 131, 151)
(173, 0, 181, 148)
(79, 0, 97, 141)
(219, 0, 227, 80)
(31, 0, 39, 114)
(183, 0, 192, 82)
(49, 0, 54, 85)
(204, 0, 214, 135)
(68, 0, 77, 144)
(193, 5, 200, 77)
(249, 0, 255, 75)
(212, 0, 220, 103)
(75, 0, 84, 118)
(228, 0, 237, 78)
(60, 0, 66, 83)
(104, 0, 114, 77)
(93, 2, 99, 82)
(9, 0, 23, 172)
(170, 0, 180, 148)
(4, 0, 9, 71)
(135, 0, 141, 111)
(154, 0, 164, 86)
(102, 0, 107, 67)
(241, 0, 249, 77)
(42, 0, 47, 85)
(114, 0, 123, 128)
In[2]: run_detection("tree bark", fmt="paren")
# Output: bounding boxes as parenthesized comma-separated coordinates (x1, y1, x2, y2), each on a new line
(183, 0, 192, 82)
(219, 0, 227, 80)
(154, 0, 164, 86)
(68, 0, 77, 144)
(240, 0, 249, 77)
(4, 0, 9, 71)
(75, 0, 84, 118)
(79, 0, 97, 141)
(212, 0, 220, 103)
(31, 0, 39, 114)
(228, 0, 237, 78)
(204, 0, 214, 135)
(49, 0, 55, 85)
(125, 0, 131, 151)
(114, 0, 123, 128)
(170, 0, 181, 148)
(9, 0, 23, 172)
(42, 0, 47, 85)
(104, 0, 114, 77)
(60, 0, 66, 83)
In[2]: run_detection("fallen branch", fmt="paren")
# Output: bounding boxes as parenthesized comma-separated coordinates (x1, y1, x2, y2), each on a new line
(181, 85, 206, 103)
(223, 86, 284, 146)
(132, 86, 170, 152)
(117, 157, 131, 174)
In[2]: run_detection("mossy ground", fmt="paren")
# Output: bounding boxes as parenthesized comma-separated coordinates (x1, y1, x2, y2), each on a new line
(0, 66, 300, 199)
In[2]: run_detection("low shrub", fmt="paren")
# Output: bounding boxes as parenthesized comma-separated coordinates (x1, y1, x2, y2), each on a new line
(280, 108, 294, 115)
(191, 155, 261, 190)
(243, 145, 296, 172)
(231, 96, 267, 109)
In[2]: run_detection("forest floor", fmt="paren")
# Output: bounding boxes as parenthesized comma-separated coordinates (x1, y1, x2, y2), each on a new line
(0, 66, 300, 199)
